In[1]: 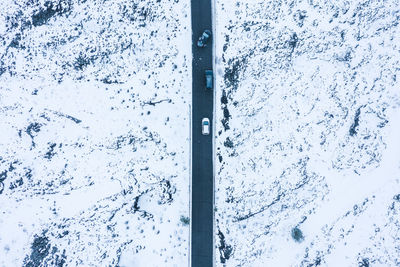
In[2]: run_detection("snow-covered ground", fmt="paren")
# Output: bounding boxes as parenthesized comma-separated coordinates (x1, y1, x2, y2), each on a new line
(214, 0, 400, 266)
(0, 0, 191, 266)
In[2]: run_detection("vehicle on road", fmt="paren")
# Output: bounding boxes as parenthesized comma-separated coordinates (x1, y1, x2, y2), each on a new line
(202, 118, 210, 135)
(205, 70, 213, 89)
(197, 30, 212, 47)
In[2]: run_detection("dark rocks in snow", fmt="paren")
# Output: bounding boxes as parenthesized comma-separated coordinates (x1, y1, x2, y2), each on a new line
(23, 232, 51, 267)
(8, 160, 18, 172)
(48, 110, 81, 124)
(314, 256, 322, 266)
(293, 10, 307, 27)
(25, 168, 33, 181)
(120, 3, 153, 27)
(158, 178, 176, 204)
(101, 77, 123, 84)
(224, 58, 245, 93)
(4, 9, 23, 30)
(115, 240, 134, 266)
(222, 52, 251, 133)
(73, 53, 93, 71)
(0, 171, 7, 194)
(44, 143, 57, 160)
(9, 177, 24, 190)
(224, 137, 233, 148)
(139, 210, 154, 220)
(221, 89, 228, 105)
(336, 50, 352, 62)
(24, 231, 67, 267)
(223, 106, 231, 123)
(26, 122, 42, 136)
(180, 215, 190, 225)
(26, 122, 42, 147)
(56, 230, 69, 239)
(0, 170, 7, 183)
(291, 226, 304, 243)
(31, 1, 72, 27)
(349, 106, 362, 136)
(388, 194, 400, 211)
(0, 64, 6, 77)
(9, 33, 23, 49)
(223, 35, 229, 53)
(131, 190, 155, 220)
(0, 162, 19, 194)
(358, 258, 370, 267)
(217, 230, 233, 263)
(221, 90, 231, 131)
(53, 249, 67, 267)
(288, 32, 298, 52)
(133, 196, 140, 212)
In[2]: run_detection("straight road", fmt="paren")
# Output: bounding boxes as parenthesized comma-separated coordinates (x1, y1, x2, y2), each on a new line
(191, 0, 214, 266)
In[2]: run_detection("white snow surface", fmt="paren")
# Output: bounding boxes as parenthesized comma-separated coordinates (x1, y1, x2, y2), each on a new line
(0, 0, 191, 266)
(214, 0, 400, 266)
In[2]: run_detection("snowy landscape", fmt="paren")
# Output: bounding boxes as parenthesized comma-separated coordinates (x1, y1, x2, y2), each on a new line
(0, 0, 191, 266)
(214, 0, 400, 266)
(1, 0, 400, 266)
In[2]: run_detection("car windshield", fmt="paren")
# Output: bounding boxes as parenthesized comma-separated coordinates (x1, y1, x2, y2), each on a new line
(203, 121, 209, 125)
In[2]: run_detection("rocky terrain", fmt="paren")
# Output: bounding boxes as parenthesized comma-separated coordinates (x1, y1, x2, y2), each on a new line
(214, 0, 400, 266)
(0, 0, 191, 266)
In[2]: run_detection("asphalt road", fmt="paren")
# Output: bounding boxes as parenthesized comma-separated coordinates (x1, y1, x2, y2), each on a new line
(191, 0, 214, 266)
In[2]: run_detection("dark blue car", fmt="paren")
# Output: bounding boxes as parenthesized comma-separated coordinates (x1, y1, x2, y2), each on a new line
(205, 70, 213, 89)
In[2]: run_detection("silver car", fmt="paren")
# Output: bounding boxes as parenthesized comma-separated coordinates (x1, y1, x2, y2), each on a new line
(197, 30, 212, 47)
(202, 118, 210, 135)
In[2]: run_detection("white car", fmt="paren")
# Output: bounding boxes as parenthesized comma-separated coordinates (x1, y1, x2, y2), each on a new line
(202, 118, 210, 135)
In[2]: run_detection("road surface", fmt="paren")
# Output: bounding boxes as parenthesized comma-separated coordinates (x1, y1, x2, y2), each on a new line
(191, 0, 214, 266)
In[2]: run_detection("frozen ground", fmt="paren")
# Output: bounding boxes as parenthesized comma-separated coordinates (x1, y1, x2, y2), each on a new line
(214, 0, 400, 266)
(0, 0, 191, 266)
